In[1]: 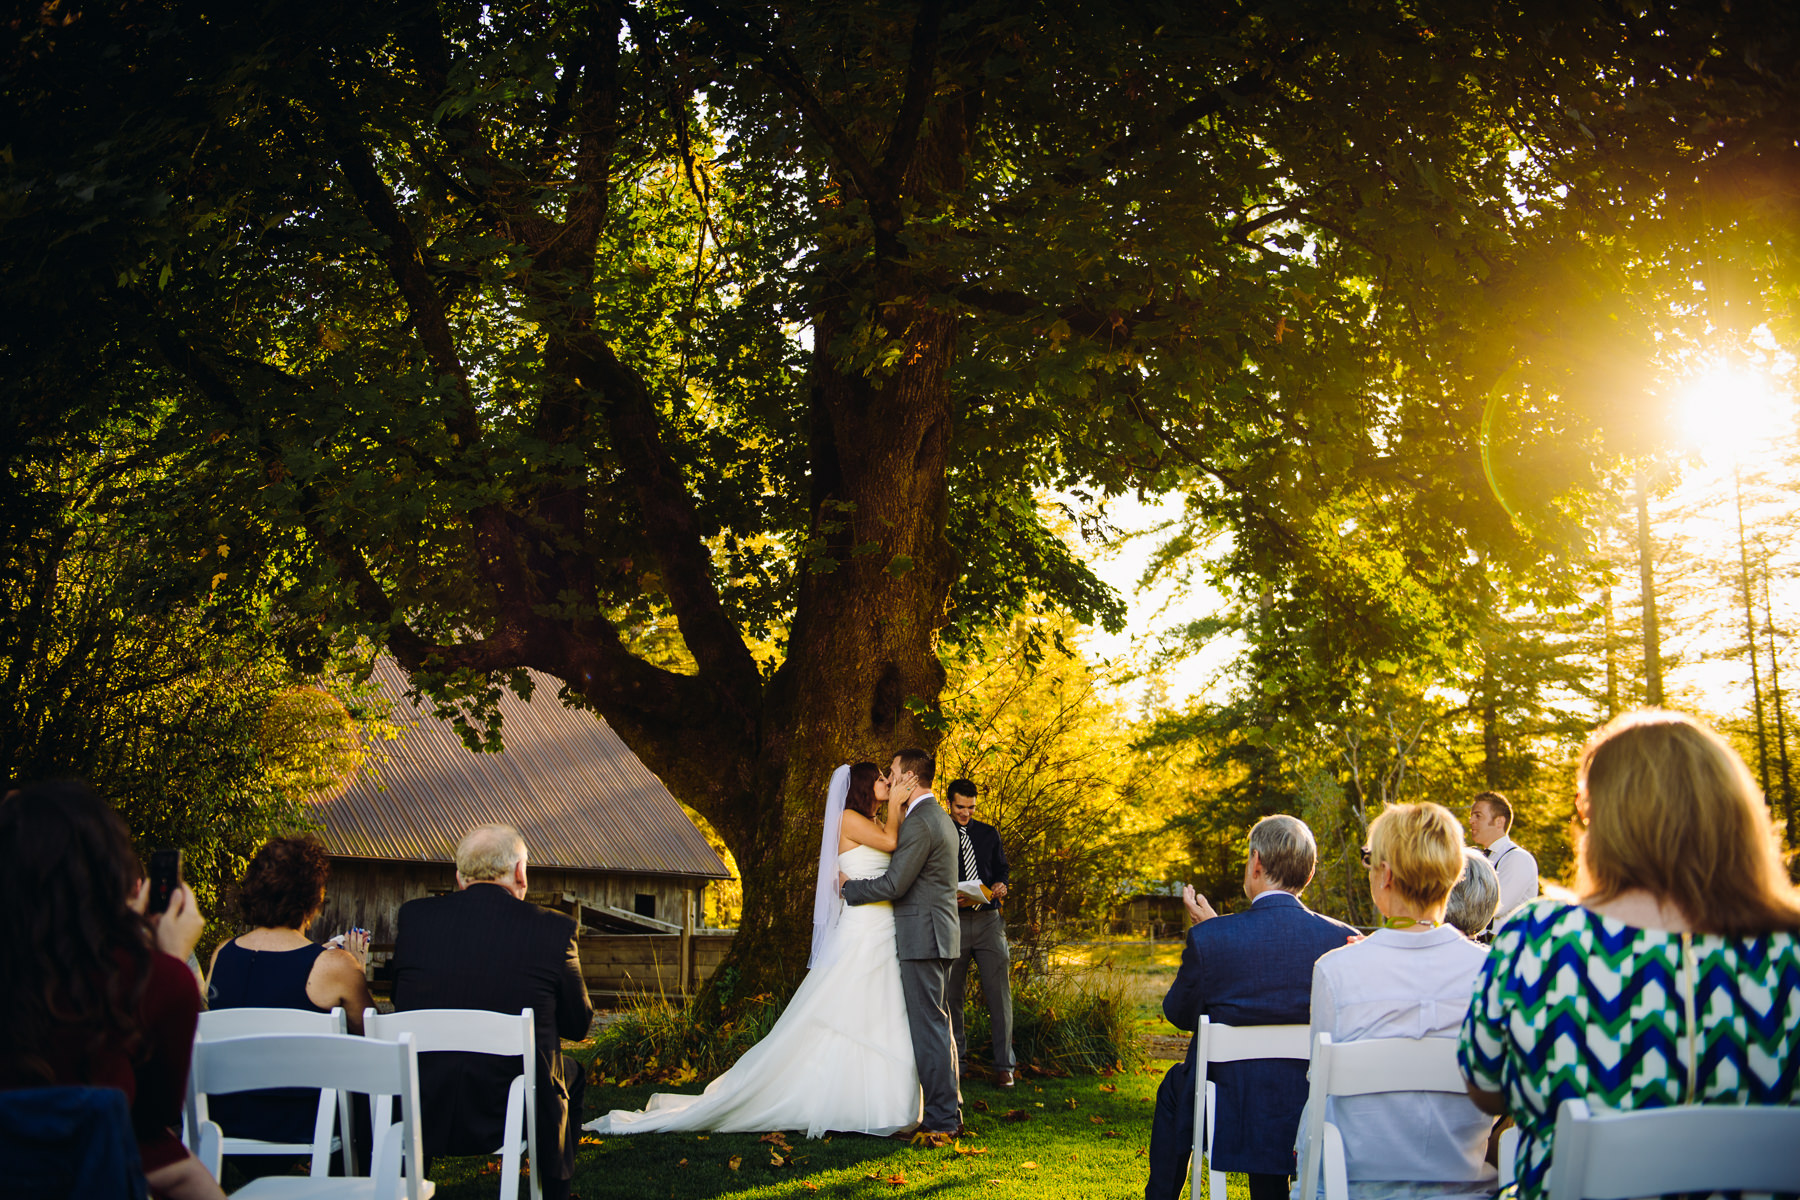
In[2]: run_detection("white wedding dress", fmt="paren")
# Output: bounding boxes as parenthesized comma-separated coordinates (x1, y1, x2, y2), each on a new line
(586, 844, 921, 1137)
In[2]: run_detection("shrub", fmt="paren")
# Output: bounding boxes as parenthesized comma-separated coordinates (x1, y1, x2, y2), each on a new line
(961, 962, 1142, 1076)
(589, 989, 787, 1086)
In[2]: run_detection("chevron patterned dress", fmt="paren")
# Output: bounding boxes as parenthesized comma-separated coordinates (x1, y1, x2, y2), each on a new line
(1457, 898, 1800, 1199)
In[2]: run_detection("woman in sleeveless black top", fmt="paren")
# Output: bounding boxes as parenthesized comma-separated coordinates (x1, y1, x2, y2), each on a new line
(206, 837, 373, 1145)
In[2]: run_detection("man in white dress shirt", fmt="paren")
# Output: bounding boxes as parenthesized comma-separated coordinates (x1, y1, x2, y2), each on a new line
(1468, 791, 1538, 925)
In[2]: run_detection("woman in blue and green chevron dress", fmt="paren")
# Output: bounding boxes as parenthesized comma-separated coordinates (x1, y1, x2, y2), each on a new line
(1458, 709, 1800, 1199)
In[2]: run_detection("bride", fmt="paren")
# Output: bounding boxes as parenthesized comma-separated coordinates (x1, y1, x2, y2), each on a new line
(585, 762, 922, 1137)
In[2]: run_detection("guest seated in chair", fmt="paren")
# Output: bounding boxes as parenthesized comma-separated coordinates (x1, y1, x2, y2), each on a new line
(1443, 848, 1500, 941)
(206, 834, 374, 1148)
(1301, 802, 1496, 1200)
(391, 823, 593, 1200)
(0, 780, 225, 1200)
(1459, 710, 1800, 1200)
(1148, 815, 1356, 1200)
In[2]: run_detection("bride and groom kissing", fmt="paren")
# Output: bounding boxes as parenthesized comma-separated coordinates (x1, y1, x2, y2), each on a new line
(588, 750, 967, 1143)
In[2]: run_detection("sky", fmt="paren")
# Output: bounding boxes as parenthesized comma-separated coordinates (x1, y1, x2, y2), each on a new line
(1063, 339, 1800, 727)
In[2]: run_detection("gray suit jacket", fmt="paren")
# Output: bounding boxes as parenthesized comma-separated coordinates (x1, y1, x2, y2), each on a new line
(841, 794, 960, 960)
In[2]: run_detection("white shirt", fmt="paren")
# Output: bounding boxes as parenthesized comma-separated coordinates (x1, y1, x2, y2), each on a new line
(1486, 834, 1538, 924)
(1295, 926, 1496, 1200)
(904, 791, 936, 816)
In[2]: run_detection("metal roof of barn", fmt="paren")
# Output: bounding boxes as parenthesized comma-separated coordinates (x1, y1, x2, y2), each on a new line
(309, 658, 730, 880)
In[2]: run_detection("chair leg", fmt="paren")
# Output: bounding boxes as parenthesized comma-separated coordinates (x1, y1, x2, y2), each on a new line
(497, 1076, 526, 1200)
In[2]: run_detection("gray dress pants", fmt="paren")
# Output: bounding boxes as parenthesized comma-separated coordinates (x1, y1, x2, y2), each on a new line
(898, 956, 961, 1131)
(950, 908, 1015, 1071)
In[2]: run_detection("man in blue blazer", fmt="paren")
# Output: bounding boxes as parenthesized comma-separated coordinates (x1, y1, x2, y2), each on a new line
(1147, 815, 1355, 1200)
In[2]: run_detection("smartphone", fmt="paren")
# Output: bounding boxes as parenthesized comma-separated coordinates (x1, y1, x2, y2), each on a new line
(147, 848, 183, 915)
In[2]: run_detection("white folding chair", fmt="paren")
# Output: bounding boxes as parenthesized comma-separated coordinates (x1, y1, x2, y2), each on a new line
(1546, 1098, 1800, 1200)
(191, 1007, 355, 1177)
(1189, 1018, 1313, 1200)
(1497, 1124, 1518, 1188)
(363, 1008, 539, 1200)
(1296, 1033, 1471, 1200)
(189, 1032, 432, 1200)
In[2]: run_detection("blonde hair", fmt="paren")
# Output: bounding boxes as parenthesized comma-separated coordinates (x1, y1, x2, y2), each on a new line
(456, 823, 526, 882)
(1577, 710, 1800, 936)
(1368, 802, 1467, 912)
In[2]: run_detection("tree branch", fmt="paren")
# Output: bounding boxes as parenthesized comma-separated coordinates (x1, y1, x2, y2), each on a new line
(681, 0, 886, 207)
(314, 105, 480, 448)
(580, 339, 761, 704)
(876, 0, 946, 193)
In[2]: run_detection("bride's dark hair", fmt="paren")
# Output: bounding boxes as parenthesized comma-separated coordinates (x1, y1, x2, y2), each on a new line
(845, 762, 881, 818)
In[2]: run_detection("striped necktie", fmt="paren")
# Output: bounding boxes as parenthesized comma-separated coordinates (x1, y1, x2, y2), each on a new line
(959, 824, 981, 886)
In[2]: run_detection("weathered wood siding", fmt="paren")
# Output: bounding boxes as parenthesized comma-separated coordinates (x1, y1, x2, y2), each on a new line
(578, 932, 736, 1004)
(314, 858, 699, 945)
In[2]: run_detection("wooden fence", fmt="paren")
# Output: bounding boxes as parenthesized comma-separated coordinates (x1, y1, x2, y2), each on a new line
(578, 931, 736, 1005)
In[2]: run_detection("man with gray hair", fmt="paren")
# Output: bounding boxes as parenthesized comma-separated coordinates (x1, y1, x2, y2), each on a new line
(1146, 815, 1356, 1200)
(393, 823, 593, 1200)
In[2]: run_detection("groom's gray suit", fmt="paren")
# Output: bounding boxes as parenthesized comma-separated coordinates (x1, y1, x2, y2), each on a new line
(841, 792, 962, 1132)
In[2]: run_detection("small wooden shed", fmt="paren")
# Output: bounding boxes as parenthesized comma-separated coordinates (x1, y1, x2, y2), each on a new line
(309, 659, 734, 1000)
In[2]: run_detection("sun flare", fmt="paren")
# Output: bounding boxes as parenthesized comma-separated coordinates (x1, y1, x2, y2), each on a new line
(1673, 361, 1794, 462)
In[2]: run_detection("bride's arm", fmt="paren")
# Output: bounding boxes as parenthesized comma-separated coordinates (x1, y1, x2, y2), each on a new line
(841, 808, 900, 853)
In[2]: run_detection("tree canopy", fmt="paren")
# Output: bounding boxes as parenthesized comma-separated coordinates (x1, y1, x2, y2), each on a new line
(7, 0, 1794, 993)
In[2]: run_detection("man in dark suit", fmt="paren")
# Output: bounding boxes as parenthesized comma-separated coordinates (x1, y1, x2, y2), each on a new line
(392, 823, 593, 1200)
(945, 778, 1016, 1087)
(1146, 815, 1355, 1200)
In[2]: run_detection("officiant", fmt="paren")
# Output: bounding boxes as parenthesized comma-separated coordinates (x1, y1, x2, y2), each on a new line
(946, 778, 1016, 1087)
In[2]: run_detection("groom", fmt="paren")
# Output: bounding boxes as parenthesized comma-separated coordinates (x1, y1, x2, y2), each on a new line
(840, 747, 962, 1141)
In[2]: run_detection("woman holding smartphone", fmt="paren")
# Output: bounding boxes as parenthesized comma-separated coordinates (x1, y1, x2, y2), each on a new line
(0, 779, 225, 1200)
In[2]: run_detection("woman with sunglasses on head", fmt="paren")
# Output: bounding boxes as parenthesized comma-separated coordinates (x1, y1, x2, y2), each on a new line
(1458, 710, 1800, 1199)
(1295, 802, 1497, 1200)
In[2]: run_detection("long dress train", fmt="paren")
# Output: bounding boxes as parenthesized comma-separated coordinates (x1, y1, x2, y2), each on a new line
(585, 844, 920, 1137)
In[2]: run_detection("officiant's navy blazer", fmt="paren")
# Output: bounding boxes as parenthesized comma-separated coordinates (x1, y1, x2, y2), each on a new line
(1150, 890, 1354, 1191)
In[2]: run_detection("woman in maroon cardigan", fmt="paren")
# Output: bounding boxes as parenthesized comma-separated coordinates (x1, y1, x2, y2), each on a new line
(0, 780, 225, 1200)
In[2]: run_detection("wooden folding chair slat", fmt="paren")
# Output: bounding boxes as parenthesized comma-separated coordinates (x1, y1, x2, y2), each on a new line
(363, 1008, 539, 1200)
(1189, 1018, 1313, 1200)
(1547, 1098, 1800, 1200)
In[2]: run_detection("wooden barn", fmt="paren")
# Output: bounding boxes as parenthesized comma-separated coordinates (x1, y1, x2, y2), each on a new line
(309, 659, 734, 1001)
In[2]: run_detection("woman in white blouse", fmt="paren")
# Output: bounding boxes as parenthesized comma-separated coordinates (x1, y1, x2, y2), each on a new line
(1296, 802, 1497, 1200)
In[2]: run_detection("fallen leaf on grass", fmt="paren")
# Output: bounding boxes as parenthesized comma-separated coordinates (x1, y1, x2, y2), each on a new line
(969, 1099, 991, 1112)
(1002, 1110, 1031, 1122)
(580, 1136, 606, 1145)
(1089, 1116, 1106, 1124)
(954, 1146, 990, 1157)
(885, 1174, 908, 1185)
(802, 1184, 819, 1192)
(1021, 1161, 1038, 1170)
(1135, 1148, 1147, 1156)
(1102, 1130, 1121, 1139)
(1033, 1102, 1044, 1108)
(727, 1155, 742, 1171)
(1063, 1097, 1078, 1110)
(695, 1135, 710, 1140)
(1098, 1083, 1118, 1093)
(677, 1159, 688, 1168)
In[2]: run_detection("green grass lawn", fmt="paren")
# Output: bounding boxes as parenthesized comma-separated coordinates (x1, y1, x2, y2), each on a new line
(425, 937, 1246, 1199)
(424, 1052, 1249, 1200)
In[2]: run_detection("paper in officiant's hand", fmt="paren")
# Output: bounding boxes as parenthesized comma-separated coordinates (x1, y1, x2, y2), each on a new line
(957, 881, 992, 902)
